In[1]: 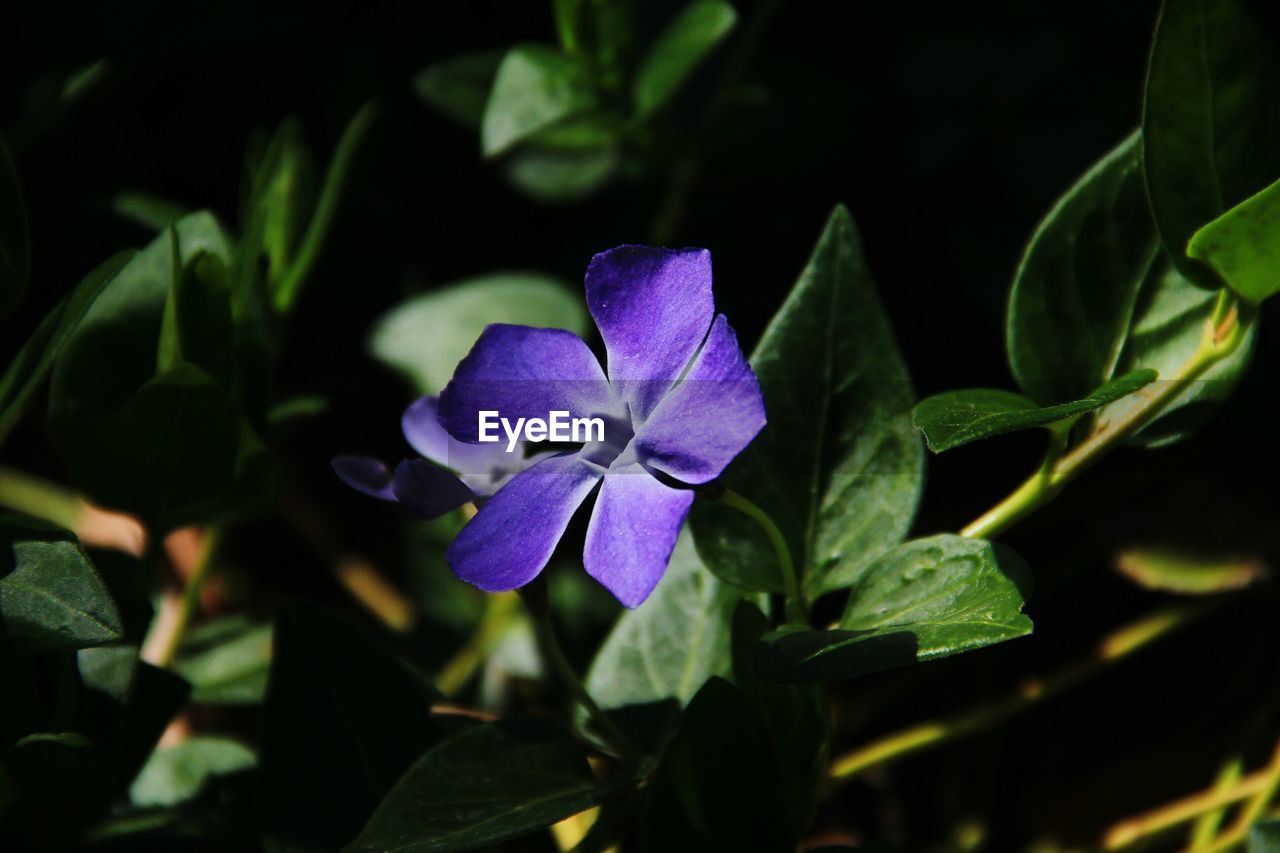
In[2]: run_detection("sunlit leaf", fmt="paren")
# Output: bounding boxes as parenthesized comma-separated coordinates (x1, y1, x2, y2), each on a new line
(1187, 174, 1280, 303)
(481, 45, 596, 157)
(633, 0, 738, 118)
(1115, 548, 1268, 595)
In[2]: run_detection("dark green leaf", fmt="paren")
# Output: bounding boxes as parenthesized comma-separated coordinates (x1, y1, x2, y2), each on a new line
(1101, 261, 1256, 447)
(174, 617, 272, 705)
(584, 531, 740, 715)
(755, 535, 1033, 682)
(1187, 174, 1280, 303)
(349, 720, 640, 852)
(261, 601, 442, 850)
(502, 141, 620, 203)
(0, 137, 29, 318)
(1006, 131, 1159, 403)
(1251, 820, 1280, 853)
(129, 736, 256, 808)
(730, 602, 827, 834)
(633, 0, 737, 117)
(1143, 0, 1280, 286)
(0, 519, 123, 652)
(481, 45, 596, 158)
(642, 677, 792, 852)
(691, 205, 923, 598)
(2, 732, 114, 848)
(413, 51, 504, 130)
(913, 370, 1156, 453)
(369, 271, 588, 394)
(0, 251, 134, 441)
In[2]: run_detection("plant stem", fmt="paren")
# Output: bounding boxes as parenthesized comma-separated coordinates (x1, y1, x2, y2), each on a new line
(522, 586, 632, 757)
(961, 297, 1248, 540)
(435, 591, 520, 696)
(1198, 737, 1280, 852)
(149, 526, 225, 668)
(717, 488, 806, 625)
(825, 603, 1210, 790)
(1104, 764, 1275, 850)
(1191, 757, 1245, 848)
(0, 465, 82, 530)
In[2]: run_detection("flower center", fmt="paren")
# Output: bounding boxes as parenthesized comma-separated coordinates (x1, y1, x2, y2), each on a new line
(578, 406, 636, 470)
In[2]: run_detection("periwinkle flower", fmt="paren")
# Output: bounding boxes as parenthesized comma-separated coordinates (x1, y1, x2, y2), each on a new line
(438, 246, 765, 607)
(333, 396, 533, 517)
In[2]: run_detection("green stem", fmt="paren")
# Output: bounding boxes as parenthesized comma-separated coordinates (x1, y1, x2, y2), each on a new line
(1202, 737, 1280, 852)
(825, 603, 1209, 791)
(0, 466, 82, 530)
(523, 588, 632, 757)
(962, 295, 1247, 540)
(717, 488, 806, 625)
(272, 101, 378, 312)
(151, 526, 225, 668)
(435, 592, 520, 696)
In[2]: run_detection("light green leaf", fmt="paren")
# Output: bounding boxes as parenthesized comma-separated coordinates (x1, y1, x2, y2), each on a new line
(481, 45, 596, 158)
(584, 531, 740, 713)
(0, 519, 123, 652)
(913, 370, 1156, 453)
(414, 51, 503, 130)
(369, 271, 588, 394)
(1187, 174, 1280, 303)
(633, 0, 738, 118)
(1100, 261, 1256, 447)
(174, 617, 272, 704)
(129, 736, 256, 808)
(349, 721, 641, 852)
(0, 137, 29, 318)
(112, 191, 188, 232)
(1115, 548, 1268, 595)
(754, 535, 1033, 682)
(691, 205, 923, 598)
(1006, 131, 1159, 403)
(502, 140, 619, 203)
(1143, 0, 1280, 287)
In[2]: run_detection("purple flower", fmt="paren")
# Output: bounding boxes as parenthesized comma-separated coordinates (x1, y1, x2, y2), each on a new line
(333, 396, 535, 517)
(439, 246, 765, 607)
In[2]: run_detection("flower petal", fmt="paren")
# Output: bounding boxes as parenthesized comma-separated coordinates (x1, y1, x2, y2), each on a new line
(402, 395, 519, 487)
(332, 455, 398, 501)
(446, 452, 601, 592)
(585, 246, 714, 421)
(635, 315, 766, 484)
(583, 463, 694, 607)
(392, 459, 476, 519)
(438, 324, 616, 443)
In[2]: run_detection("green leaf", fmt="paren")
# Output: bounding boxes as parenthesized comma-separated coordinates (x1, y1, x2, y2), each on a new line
(414, 50, 504, 130)
(913, 369, 1157, 453)
(729, 602, 827, 834)
(691, 205, 923, 598)
(481, 45, 596, 158)
(1100, 261, 1256, 447)
(641, 677, 792, 852)
(51, 362, 274, 532)
(1251, 820, 1280, 853)
(1006, 131, 1159, 403)
(1115, 547, 1268, 595)
(0, 251, 135, 440)
(1143, 0, 1280, 287)
(111, 191, 187, 232)
(502, 140, 620, 203)
(129, 736, 256, 808)
(0, 518, 123, 652)
(755, 535, 1033, 682)
(369, 271, 589, 394)
(349, 721, 641, 852)
(584, 530, 740, 715)
(261, 601, 442, 850)
(1187, 174, 1280, 303)
(633, 0, 738, 118)
(3, 732, 114, 848)
(174, 617, 272, 704)
(0, 137, 29, 318)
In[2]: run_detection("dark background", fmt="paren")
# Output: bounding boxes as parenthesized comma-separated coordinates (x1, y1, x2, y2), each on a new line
(3, 1, 1279, 848)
